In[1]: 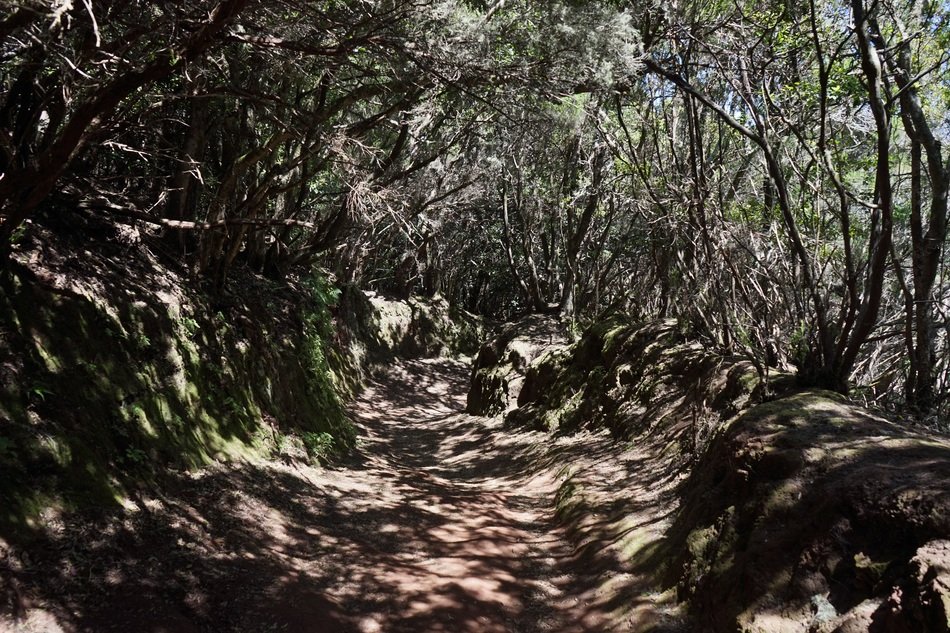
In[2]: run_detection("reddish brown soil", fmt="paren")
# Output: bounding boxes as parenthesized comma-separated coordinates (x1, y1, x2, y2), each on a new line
(0, 358, 683, 633)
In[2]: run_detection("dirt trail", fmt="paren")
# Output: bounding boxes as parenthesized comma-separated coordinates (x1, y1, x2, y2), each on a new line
(328, 358, 581, 633)
(2, 358, 683, 633)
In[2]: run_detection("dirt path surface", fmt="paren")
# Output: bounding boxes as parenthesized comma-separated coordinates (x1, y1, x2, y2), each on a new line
(2, 358, 685, 632)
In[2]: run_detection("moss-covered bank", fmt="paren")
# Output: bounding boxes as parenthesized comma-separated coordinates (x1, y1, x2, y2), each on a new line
(481, 316, 950, 632)
(466, 314, 566, 416)
(666, 391, 950, 632)
(508, 318, 762, 446)
(332, 285, 488, 391)
(0, 229, 354, 536)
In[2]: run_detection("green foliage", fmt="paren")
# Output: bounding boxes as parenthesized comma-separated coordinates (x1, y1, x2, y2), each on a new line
(10, 224, 28, 244)
(133, 332, 151, 351)
(301, 431, 336, 462)
(222, 396, 244, 416)
(29, 384, 53, 402)
(0, 261, 358, 534)
(304, 273, 342, 339)
(122, 447, 148, 466)
(301, 272, 355, 452)
(178, 316, 200, 338)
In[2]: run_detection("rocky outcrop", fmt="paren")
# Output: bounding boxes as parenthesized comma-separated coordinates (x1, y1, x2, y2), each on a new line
(507, 319, 763, 446)
(335, 286, 487, 383)
(667, 391, 950, 633)
(465, 315, 566, 416)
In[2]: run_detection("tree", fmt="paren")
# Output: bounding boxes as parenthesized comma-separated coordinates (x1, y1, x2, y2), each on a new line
(0, 0, 252, 248)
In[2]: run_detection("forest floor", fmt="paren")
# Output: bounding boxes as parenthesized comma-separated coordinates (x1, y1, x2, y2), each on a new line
(1, 357, 686, 633)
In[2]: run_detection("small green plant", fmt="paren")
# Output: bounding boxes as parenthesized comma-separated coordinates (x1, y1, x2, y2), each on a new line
(222, 395, 244, 416)
(134, 332, 151, 350)
(274, 432, 288, 454)
(81, 360, 101, 374)
(337, 418, 357, 448)
(301, 431, 336, 463)
(10, 223, 28, 244)
(123, 447, 148, 465)
(120, 400, 146, 420)
(29, 384, 53, 402)
(179, 316, 200, 338)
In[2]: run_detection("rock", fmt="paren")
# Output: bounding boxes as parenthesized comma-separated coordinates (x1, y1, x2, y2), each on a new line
(828, 599, 878, 633)
(466, 315, 566, 416)
(906, 540, 950, 632)
(811, 594, 839, 626)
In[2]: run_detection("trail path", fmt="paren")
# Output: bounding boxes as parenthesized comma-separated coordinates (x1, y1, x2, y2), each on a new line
(3, 358, 684, 633)
(319, 357, 585, 633)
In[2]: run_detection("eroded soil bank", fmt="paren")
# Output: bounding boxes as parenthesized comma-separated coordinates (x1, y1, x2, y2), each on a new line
(1, 357, 686, 633)
(479, 317, 950, 633)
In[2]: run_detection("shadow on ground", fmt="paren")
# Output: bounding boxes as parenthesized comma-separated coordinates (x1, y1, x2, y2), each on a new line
(1, 357, 684, 633)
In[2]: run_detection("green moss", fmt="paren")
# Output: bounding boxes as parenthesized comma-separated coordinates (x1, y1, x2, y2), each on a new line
(34, 338, 65, 373)
(540, 389, 584, 431)
(0, 265, 357, 536)
(554, 475, 584, 522)
(738, 369, 761, 392)
(38, 435, 72, 468)
(761, 480, 802, 515)
(619, 525, 655, 559)
(687, 525, 717, 560)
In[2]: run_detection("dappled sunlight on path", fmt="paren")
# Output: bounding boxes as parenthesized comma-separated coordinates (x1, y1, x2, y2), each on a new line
(310, 357, 685, 632)
(2, 357, 685, 632)
(329, 358, 584, 632)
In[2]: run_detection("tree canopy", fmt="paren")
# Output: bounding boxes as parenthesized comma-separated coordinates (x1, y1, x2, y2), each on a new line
(4, 0, 950, 414)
